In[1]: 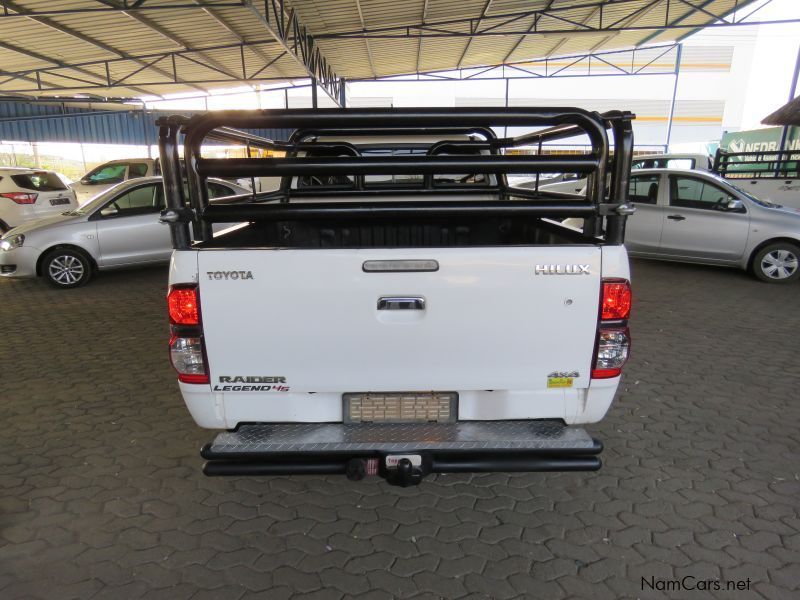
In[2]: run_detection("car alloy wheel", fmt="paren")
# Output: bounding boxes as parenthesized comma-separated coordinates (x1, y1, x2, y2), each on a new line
(760, 249, 799, 280)
(43, 249, 92, 288)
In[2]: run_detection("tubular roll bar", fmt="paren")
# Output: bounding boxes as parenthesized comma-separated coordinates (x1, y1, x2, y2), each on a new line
(713, 148, 800, 179)
(156, 108, 635, 248)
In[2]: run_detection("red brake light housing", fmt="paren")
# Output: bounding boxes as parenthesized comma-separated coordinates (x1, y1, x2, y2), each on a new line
(600, 279, 631, 320)
(167, 285, 209, 384)
(592, 278, 632, 379)
(1, 192, 38, 205)
(168, 286, 200, 325)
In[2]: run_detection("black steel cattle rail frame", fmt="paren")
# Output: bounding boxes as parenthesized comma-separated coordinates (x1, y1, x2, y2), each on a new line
(157, 108, 635, 249)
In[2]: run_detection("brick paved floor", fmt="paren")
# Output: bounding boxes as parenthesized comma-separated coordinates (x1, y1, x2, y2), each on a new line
(1, 259, 799, 599)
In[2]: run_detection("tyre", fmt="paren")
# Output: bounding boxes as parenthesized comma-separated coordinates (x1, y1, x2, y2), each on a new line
(42, 248, 93, 288)
(751, 242, 800, 283)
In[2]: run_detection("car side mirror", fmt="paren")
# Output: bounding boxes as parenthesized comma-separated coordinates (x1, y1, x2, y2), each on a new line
(100, 205, 118, 217)
(727, 199, 744, 211)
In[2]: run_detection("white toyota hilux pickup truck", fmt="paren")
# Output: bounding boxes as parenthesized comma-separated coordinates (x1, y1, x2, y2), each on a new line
(158, 108, 635, 486)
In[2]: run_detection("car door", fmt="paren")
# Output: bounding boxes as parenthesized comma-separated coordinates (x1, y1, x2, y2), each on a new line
(622, 173, 666, 255)
(93, 182, 172, 267)
(659, 174, 750, 262)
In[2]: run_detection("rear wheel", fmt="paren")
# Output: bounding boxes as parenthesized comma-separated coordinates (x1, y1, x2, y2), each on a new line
(42, 248, 93, 288)
(752, 242, 800, 283)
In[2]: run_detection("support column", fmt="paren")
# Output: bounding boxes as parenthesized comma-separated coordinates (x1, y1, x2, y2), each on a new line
(311, 78, 318, 109)
(665, 43, 683, 152)
(777, 44, 800, 164)
(339, 78, 347, 108)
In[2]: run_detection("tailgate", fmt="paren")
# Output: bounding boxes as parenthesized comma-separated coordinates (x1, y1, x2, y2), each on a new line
(198, 247, 601, 392)
(34, 189, 76, 216)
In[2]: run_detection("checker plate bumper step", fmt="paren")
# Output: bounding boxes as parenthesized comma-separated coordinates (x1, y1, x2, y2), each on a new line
(201, 420, 603, 484)
(205, 420, 598, 454)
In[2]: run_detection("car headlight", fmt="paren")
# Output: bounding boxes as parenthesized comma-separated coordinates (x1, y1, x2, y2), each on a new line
(0, 234, 24, 250)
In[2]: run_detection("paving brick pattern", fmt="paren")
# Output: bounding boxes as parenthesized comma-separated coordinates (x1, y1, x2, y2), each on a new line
(1, 260, 798, 599)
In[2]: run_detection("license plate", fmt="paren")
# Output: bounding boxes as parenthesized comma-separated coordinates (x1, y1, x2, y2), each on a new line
(50, 197, 70, 206)
(385, 454, 422, 469)
(343, 392, 457, 423)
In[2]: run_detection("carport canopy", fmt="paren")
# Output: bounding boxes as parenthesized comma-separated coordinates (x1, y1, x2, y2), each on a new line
(0, 0, 783, 101)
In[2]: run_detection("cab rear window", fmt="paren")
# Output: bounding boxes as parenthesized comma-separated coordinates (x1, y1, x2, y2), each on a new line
(10, 172, 68, 191)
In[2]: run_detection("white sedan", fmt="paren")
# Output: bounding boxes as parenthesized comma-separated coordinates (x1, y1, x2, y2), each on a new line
(0, 176, 249, 288)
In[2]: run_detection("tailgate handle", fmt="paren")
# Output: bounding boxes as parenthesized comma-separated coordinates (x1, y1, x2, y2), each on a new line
(377, 296, 425, 310)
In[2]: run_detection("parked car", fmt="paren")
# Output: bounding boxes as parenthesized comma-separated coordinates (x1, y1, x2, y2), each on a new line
(70, 157, 278, 203)
(70, 158, 157, 203)
(631, 153, 712, 171)
(0, 176, 248, 288)
(0, 167, 79, 233)
(534, 153, 713, 195)
(565, 168, 800, 282)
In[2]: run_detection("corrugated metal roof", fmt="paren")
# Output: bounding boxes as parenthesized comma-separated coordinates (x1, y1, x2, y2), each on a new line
(0, 0, 765, 99)
(0, 100, 292, 144)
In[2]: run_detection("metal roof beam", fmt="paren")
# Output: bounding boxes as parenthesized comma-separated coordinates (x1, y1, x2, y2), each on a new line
(501, 0, 553, 64)
(95, 0, 250, 86)
(457, 0, 493, 68)
(313, 0, 775, 39)
(637, 0, 722, 45)
(354, 0, 377, 77)
(416, 0, 429, 73)
(242, 0, 341, 105)
(0, 2, 245, 19)
(191, 0, 290, 79)
(0, 39, 303, 94)
(0, 0, 203, 96)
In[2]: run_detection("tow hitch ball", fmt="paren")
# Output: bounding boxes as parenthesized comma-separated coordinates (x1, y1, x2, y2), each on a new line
(346, 458, 427, 486)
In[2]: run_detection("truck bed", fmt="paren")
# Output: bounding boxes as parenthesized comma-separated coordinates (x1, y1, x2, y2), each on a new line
(204, 215, 587, 249)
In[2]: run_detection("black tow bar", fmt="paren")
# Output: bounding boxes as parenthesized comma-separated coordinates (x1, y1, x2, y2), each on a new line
(202, 444, 602, 486)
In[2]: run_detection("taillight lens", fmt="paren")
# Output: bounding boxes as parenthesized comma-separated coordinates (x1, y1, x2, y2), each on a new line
(593, 278, 632, 379)
(1, 192, 38, 204)
(167, 285, 207, 384)
(601, 279, 631, 321)
(592, 328, 630, 379)
(169, 335, 208, 384)
(168, 286, 199, 325)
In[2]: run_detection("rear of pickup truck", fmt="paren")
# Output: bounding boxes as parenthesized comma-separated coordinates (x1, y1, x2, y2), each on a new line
(158, 108, 635, 485)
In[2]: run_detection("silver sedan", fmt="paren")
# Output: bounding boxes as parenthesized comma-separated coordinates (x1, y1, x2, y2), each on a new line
(0, 176, 249, 288)
(569, 168, 800, 283)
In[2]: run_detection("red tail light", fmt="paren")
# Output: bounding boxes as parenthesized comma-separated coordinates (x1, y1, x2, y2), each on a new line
(168, 285, 208, 384)
(601, 279, 631, 320)
(592, 278, 632, 379)
(1, 192, 37, 204)
(168, 286, 200, 325)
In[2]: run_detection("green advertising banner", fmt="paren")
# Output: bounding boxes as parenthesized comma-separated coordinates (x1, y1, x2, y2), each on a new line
(720, 126, 800, 153)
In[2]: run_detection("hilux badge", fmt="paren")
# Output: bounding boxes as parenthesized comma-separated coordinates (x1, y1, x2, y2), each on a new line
(535, 264, 590, 275)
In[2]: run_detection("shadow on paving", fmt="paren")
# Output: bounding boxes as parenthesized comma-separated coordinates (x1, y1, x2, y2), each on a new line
(0, 259, 798, 599)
